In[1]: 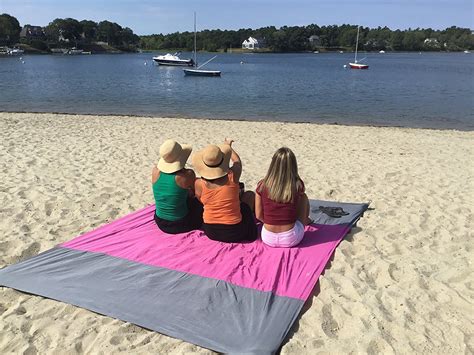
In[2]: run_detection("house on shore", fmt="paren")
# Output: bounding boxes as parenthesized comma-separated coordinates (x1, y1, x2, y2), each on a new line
(242, 37, 265, 50)
(423, 38, 440, 47)
(308, 35, 321, 47)
(20, 25, 45, 39)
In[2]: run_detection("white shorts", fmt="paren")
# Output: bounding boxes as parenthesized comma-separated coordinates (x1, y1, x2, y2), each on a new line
(261, 221, 305, 248)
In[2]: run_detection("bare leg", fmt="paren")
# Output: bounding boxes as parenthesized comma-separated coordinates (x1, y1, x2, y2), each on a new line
(241, 191, 255, 212)
(297, 193, 312, 225)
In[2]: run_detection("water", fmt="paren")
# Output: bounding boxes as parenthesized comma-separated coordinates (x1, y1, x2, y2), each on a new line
(1, 52, 473, 130)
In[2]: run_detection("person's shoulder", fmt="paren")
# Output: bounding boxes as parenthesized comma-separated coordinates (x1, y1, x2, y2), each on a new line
(256, 179, 265, 195)
(194, 177, 204, 191)
(194, 177, 203, 186)
(178, 168, 196, 179)
(176, 168, 195, 187)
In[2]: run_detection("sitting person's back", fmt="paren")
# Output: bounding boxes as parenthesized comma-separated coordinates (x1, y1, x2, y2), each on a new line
(193, 139, 257, 243)
(198, 169, 241, 225)
(152, 139, 203, 234)
(255, 147, 312, 247)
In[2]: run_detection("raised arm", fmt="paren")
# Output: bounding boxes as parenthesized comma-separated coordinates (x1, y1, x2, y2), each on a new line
(225, 138, 242, 182)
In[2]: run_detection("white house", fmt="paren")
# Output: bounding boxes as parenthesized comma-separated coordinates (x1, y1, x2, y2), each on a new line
(423, 38, 439, 45)
(242, 37, 263, 50)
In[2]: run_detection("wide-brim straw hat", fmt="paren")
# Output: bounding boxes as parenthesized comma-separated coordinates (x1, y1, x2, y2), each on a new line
(192, 144, 232, 180)
(158, 139, 192, 173)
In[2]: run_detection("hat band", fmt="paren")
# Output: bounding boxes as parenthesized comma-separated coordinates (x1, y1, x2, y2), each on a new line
(203, 155, 224, 168)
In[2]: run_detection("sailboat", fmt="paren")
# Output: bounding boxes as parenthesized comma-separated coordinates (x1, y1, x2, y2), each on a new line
(183, 13, 221, 77)
(349, 26, 369, 70)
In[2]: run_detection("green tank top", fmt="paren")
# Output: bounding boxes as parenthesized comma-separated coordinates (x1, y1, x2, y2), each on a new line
(153, 172, 189, 221)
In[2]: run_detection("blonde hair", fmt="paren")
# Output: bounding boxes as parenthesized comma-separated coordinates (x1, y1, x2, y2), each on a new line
(260, 147, 302, 203)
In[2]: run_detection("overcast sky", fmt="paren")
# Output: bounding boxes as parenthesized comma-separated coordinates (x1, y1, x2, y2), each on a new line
(1, 0, 472, 35)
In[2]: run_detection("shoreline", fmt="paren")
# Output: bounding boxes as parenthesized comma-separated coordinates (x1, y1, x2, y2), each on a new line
(0, 112, 472, 354)
(1, 110, 471, 132)
(4, 48, 472, 55)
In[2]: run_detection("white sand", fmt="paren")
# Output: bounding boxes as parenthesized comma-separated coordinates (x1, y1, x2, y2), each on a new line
(0, 112, 472, 354)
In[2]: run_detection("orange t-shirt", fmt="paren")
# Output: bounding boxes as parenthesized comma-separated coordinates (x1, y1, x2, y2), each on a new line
(197, 170, 242, 225)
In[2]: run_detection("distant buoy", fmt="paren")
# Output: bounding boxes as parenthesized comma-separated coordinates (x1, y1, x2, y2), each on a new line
(343, 64, 347, 68)
(240, 61, 244, 64)
(144, 62, 147, 65)
(21, 61, 25, 64)
(19, 57, 23, 60)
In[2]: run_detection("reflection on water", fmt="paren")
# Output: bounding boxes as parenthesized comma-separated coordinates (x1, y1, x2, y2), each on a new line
(0, 52, 473, 130)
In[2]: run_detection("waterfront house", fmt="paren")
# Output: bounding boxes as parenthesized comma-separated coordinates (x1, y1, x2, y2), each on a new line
(242, 37, 264, 49)
(20, 25, 45, 39)
(308, 35, 321, 47)
(423, 38, 440, 48)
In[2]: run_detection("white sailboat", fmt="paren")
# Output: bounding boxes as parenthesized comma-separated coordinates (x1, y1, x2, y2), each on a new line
(183, 12, 221, 77)
(349, 26, 369, 69)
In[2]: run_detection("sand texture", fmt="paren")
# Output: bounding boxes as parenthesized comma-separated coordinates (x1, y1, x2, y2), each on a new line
(0, 112, 473, 354)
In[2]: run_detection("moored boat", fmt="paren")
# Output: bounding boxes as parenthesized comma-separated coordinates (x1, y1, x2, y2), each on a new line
(8, 47, 24, 56)
(349, 26, 369, 70)
(183, 13, 221, 77)
(183, 68, 221, 76)
(349, 62, 369, 69)
(153, 52, 194, 66)
(67, 47, 83, 55)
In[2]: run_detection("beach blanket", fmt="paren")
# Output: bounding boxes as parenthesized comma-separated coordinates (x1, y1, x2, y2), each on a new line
(0, 199, 368, 354)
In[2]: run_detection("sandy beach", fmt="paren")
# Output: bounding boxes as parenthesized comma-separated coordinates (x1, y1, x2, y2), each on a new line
(0, 112, 472, 354)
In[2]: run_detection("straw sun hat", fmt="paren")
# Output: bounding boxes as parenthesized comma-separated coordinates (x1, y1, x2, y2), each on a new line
(157, 139, 192, 173)
(192, 144, 232, 180)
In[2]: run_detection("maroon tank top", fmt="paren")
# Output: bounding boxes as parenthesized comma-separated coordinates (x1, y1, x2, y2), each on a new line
(256, 180, 305, 225)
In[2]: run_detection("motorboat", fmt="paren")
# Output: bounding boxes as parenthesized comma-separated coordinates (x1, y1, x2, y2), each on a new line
(349, 26, 369, 70)
(67, 47, 83, 55)
(379, 50, 386, 54)
(153, 52, 194, 66)
(8, 47, 24, 56)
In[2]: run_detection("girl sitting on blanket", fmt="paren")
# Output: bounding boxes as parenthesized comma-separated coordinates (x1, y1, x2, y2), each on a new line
(255, 147, 312, 247)
(193, 139, 257, 243)
(152, 139, 203, 234)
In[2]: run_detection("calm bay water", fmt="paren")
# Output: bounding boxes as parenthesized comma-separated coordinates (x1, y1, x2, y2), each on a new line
(0, 52, 473, 130)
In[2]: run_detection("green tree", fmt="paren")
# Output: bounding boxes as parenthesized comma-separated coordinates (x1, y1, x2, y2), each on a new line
(45, 18, 82, 44)
(0, 13, 21, 45)
(80, 20, 97, 42)
(97, 21, 122, 45)
(390, 30, 404, 50)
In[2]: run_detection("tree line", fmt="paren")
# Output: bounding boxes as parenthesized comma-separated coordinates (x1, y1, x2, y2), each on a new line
(140, 25, 474, 52)
(1, 13, 472, 53)
(0, 14, 140, 51)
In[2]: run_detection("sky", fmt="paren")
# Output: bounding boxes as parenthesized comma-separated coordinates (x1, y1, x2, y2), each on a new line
(0, 0, 472, 35)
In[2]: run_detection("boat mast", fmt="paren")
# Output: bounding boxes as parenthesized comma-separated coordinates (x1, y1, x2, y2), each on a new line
(193, 12, 197, 67)
(354, 26, 360, 63)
